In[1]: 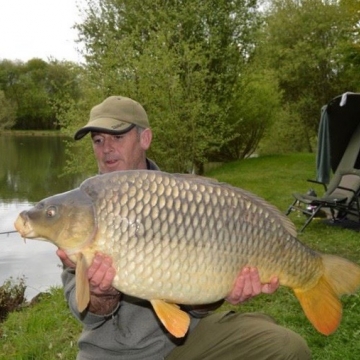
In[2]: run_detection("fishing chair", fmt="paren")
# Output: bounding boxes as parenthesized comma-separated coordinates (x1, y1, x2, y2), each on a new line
(285, 170, 360, 232)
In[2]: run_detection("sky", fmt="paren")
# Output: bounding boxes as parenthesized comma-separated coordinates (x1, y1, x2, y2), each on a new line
(0, 0, 85, 63)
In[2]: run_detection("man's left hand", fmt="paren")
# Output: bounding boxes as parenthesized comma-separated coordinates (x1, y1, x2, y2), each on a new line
(226, 267, 279, 305)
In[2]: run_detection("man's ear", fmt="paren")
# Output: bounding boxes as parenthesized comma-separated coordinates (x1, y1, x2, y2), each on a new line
(140, 128, 153, 150)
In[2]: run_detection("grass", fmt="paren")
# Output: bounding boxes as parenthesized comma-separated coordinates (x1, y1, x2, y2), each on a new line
(0, 288, 80, 359)
(1, 153, 360, 359)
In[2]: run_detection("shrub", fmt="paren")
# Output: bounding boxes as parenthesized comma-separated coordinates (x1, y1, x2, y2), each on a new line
(0, 276, 26, 322)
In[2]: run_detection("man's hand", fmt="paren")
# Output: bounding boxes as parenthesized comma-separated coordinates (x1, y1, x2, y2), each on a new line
(87, 253, 119, 296)
(86, 253, 120, 314)
(57, 250, 121, 314)
(226, 267, 279, 305)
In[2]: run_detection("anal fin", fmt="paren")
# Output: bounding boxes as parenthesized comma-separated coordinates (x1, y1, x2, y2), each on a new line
(150, 299, 190, 338)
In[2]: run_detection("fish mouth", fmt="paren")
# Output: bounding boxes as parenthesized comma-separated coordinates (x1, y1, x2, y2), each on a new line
(14, 212, 37, 238)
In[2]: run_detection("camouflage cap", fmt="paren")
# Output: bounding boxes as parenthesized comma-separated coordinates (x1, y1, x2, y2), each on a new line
(74, 96, 149, 140)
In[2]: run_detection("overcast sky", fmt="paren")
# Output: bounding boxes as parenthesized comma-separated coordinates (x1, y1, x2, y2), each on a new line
(0, 0, 85, 63)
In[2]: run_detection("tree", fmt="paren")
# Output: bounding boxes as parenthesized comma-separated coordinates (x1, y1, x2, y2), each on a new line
(0, 90, 17, 129)
(0, 59, 82, 130)
(210, 67, 282, 160)
(14, 58, 53, 129)
(65, 0, 269, 173)
(338, 0, 360, 82)
(0, 60, 22, 113)
(253, 0, 360, 152)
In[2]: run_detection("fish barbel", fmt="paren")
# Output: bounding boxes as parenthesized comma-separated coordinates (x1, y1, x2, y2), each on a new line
(14, 170, 360, 338)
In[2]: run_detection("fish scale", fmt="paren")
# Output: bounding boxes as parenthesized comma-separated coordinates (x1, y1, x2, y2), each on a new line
(14, 169, 360, 338)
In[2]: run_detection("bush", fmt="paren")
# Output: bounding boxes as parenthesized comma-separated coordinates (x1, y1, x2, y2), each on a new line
(0, 276, 26, 322)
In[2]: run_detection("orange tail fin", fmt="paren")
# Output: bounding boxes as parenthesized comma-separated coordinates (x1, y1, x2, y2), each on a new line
(294, 254, 360, 335)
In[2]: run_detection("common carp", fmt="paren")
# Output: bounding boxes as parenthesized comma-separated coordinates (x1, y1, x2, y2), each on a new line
(14, 170, 360, 338)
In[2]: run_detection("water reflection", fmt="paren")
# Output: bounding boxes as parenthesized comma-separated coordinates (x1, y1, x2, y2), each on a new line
(0, 134, 82, 202)
(0, 134, 84, 299)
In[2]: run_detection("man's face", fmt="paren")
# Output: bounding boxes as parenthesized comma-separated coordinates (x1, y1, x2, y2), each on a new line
(91, 127, 152, 174)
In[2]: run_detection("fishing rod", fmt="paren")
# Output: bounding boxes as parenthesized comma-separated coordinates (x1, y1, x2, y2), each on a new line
(0, 230, 18, 236)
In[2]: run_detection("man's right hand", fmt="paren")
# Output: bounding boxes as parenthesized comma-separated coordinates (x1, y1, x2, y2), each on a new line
(56, 250, 121, 314)
(87, 253, 119, 296)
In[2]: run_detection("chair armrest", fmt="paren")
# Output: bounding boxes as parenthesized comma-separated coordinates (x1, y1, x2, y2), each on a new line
(306, 179, 327, 191)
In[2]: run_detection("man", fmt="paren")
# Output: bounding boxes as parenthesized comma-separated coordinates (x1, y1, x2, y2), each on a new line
(57, 96, 311, 359)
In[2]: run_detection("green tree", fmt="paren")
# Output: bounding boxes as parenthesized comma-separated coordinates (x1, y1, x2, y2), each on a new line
(210, 68, 282, 160)
(14, 58, 53, 129)
(254, 0, 360, 152)
(0, 59, 82, 130)
(0, 60, 22, 110)
(65, 0, 268, 173)
(338, 0, 360, 81)
(0, 90, 17, 129)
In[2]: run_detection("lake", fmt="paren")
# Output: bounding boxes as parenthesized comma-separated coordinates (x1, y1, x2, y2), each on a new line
(0, 134, 85, 300)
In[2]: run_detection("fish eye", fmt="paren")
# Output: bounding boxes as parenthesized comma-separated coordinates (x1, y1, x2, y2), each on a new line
(46, 206, 57, 218)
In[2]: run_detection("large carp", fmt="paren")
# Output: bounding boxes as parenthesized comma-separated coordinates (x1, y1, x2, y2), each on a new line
(14, 170, 360, 338)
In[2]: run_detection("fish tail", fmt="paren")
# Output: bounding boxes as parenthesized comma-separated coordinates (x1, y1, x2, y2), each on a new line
(294, 254, 360, 335)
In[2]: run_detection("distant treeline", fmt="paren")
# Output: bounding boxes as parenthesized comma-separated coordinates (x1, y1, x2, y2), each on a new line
(1, 0, 360, 173)
(0, 58, 82, 131)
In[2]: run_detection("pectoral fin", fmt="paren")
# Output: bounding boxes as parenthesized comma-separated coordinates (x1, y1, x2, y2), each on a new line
(150, 299, 190, 338)
(75, 252, 90, 312)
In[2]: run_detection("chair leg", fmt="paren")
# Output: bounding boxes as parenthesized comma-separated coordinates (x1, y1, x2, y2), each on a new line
(354, 197, 360, 222)
(285, 199, 298, 215)
(299, 205, 322, 233)
(330, 208, 336, 221)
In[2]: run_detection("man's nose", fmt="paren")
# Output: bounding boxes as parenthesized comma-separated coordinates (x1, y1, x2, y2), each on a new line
(102, 138, 114, 152)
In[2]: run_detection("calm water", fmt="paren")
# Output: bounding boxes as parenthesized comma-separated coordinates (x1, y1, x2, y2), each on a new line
(0, 134, 84, 299)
